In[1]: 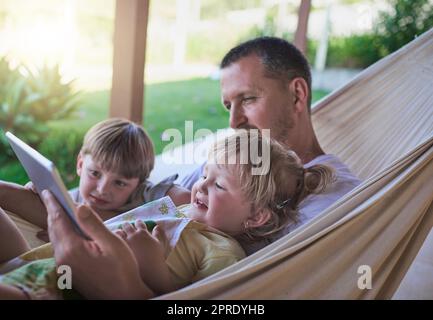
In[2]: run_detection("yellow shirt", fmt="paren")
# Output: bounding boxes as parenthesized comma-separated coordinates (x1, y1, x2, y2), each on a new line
(166, 221, 246, 289)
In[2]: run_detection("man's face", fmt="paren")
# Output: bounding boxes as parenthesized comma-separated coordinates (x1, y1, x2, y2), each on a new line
(220, 54, 295, 144)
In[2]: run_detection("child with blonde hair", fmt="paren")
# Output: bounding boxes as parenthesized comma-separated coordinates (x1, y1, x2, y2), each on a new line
(0, 129, 334, 299)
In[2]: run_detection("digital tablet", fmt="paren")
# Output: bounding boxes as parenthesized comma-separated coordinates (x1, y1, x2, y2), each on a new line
(5, 132, 90, 239)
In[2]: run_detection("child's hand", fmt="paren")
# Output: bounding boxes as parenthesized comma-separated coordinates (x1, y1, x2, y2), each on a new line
(115, 221, 174, 294)
(115, 220, 169, 257)
(24, 181, 38, 194)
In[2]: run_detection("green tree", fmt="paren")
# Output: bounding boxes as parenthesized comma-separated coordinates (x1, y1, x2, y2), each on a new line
(375, 0, 433, 55)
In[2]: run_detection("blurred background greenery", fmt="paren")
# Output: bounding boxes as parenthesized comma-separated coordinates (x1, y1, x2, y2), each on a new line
(0, 0, 432, 188)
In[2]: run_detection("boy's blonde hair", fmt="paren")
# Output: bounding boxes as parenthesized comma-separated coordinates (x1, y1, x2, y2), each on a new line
(210, 130, 335, 242)
(80, 118, 154, 182)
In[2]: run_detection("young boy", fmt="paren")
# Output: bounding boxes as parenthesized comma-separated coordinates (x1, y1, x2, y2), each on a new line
(0, 118, 190, 237)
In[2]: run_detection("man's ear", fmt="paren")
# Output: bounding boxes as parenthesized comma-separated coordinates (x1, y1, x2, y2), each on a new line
(76, 152, 83, 177)
(288, 77, 309, 114)
(247, 209, 272, 228)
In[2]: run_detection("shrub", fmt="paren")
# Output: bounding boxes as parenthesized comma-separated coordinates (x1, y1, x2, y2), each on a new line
(326, 34, 383, 68)
(0, 57, 81, 165)
(0, 126, 84, 189)
(0, 127, 85, 188)
(0, 161, 30, 186)
(39, 128, 85, 189)
(375, 0, 433, 56)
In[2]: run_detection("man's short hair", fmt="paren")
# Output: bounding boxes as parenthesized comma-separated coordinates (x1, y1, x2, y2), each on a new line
(220, 37, 313, 108)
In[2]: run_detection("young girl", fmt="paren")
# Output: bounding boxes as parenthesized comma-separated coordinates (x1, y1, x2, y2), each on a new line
(0, 129, 334, 299)
(0, 118, 190, 244)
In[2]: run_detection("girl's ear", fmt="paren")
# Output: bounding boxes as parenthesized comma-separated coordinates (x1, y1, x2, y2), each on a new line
(76, 152, 83, 176)
(246, 209, 272, 228)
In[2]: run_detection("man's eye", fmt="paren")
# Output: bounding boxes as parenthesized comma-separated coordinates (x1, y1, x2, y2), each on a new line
(223, 103, 231, 111)
(242, 97, 256, 104)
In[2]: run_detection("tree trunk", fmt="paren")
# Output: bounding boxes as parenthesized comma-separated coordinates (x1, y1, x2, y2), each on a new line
(293, 0, 311, 55)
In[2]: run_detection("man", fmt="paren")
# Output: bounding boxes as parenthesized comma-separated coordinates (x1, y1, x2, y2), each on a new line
(181, 37, 361, 253)
(43, 37, 361, 298)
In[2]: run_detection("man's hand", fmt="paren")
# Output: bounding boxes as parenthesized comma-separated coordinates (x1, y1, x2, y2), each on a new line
(42, 190, 153, 299)
(24, 181, 37, 194)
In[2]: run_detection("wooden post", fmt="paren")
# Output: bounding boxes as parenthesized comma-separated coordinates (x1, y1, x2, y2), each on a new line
(293, 0, 311, 55)
(110, 0, 150, 124)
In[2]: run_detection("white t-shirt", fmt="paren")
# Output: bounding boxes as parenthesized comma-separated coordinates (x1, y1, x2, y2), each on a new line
(297, 154, 362, 226)
(180, 154, 362, 255)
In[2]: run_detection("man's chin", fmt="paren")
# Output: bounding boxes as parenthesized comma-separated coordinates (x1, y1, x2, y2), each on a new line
(237, 124, 259, 131)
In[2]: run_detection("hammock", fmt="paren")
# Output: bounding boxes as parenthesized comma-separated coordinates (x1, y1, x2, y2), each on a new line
(156, 28, 433, 299)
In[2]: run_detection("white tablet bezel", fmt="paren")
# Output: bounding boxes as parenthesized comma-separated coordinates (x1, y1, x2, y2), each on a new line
(5, 132, 90, 239)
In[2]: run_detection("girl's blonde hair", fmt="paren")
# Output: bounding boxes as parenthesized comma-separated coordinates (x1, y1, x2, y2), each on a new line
(81, 118, 154, 182)
(210, 130, 335, 242)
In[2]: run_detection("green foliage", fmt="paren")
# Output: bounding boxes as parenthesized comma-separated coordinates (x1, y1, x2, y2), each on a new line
(0, 128, 84, 189)
(374, 0, 433, 56)
(328, 0, 433, 68)
(39, 128, 85, 188)
(24, 64, 80, 122)
(0, 161, 30, 185)
(0, 57, 81, 164)
(305, 38, 318, 67)
(242, 0, 433, 69)
(326, 34, 383, 68)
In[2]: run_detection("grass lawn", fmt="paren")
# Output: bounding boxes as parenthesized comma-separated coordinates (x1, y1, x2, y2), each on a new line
(0, 77, 329, 187)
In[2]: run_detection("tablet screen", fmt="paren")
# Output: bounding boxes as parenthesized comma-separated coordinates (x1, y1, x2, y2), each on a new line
(5, 132, 90, 239)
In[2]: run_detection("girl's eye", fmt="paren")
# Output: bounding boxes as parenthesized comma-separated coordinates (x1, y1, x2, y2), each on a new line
(215, 182, 225, 190)
(200, 175, 207, 180)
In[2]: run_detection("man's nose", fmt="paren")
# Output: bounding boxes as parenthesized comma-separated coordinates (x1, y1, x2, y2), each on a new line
(229, 105, 248, 129)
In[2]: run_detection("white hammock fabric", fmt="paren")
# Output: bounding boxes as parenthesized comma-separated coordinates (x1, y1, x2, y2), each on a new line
(157, 28, 433, 299)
